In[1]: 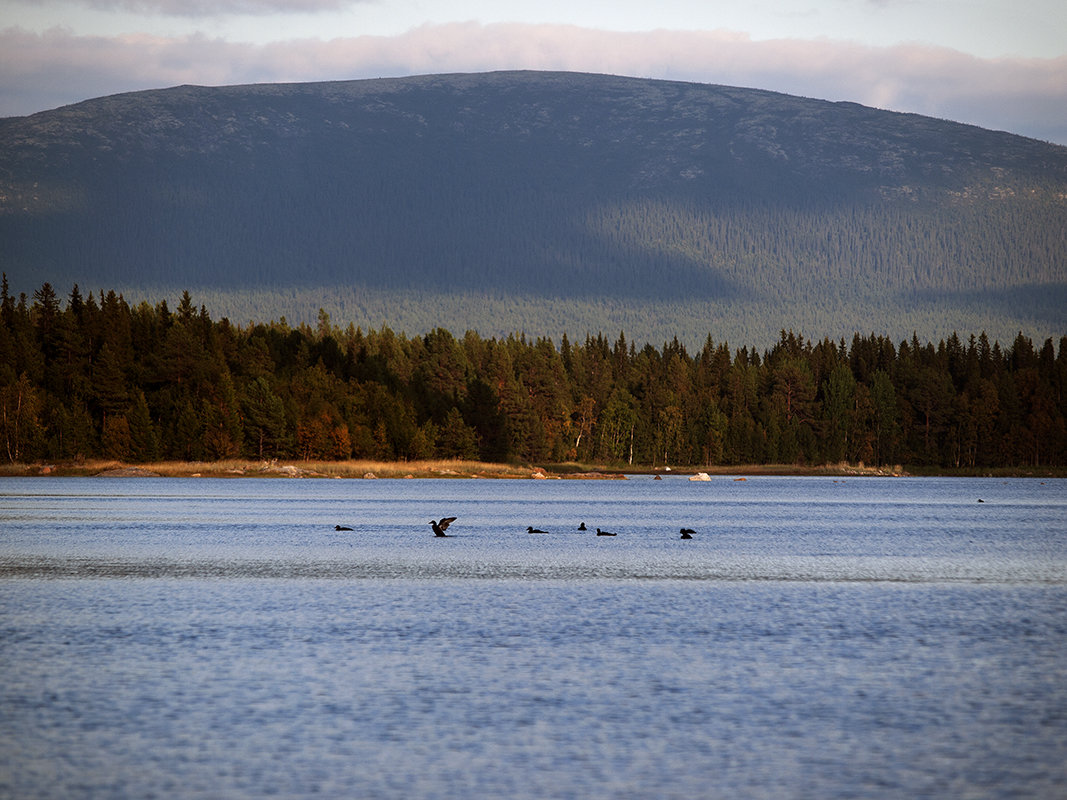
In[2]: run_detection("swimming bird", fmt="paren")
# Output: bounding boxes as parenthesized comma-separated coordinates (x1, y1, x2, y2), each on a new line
(596, 528, 617, 536)
(578, 522, 587, 531)
(679, 528, 695, 539)
(430, 517, 457, 537)
(335, 525, 353, 531)
(527, 526, 548, 533)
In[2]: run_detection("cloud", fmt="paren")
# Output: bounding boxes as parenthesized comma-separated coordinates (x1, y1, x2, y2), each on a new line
(22, 0, 360, 14)
(2, 22, 1065, 144)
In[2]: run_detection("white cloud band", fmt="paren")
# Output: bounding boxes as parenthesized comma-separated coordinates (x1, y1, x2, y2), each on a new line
(2, 22, 1065, 144)
(26, 0, 359, 15)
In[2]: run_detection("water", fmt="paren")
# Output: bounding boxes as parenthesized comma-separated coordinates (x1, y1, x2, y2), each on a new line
(1, 475, 1065, 798)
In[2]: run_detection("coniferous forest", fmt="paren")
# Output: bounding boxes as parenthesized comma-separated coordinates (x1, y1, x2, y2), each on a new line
(3, 73, 1065, 351)
(3, 278, 1065, 471)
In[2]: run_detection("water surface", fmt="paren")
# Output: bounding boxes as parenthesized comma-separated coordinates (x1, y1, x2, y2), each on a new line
(2, 476, 1065, 798)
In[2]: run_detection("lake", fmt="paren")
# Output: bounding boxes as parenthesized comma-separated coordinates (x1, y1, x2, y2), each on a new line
(1, 475, 1065, 798)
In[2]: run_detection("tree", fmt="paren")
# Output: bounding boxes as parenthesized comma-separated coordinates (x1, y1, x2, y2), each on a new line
(437, 407, 479, 460)
(570, 396, 597, 461)
(201, 373, 244, 460)
(32, 283, 61, 372)
(101, 414, 132, 460)
(416, 328, 470, 417)
(45, 398, 96, 460)
(0, 374, 42, 462)
(497, 372, 543, 460)
(772, 359, 816, 426)
(695, 399, 728, 465)
(907, 365, 955, 463)
(241, 377, 288, 458)
(595, 389, 637, 464)
(870, 370, 899, 466)
(822, 364, 857, 463)
(127, 390, 159, 462)
(172, 401, 204, 461)
(49, 309, 90, 400)
(656, 404, 687, 465)
(409, 420, 438, 460)
(463, 378, 507, 462)
(91, 341, 130, 425)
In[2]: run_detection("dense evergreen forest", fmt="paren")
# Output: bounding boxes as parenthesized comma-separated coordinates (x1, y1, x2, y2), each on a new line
(3, 72, 1065, 348)
(3, 279, 1065, 470)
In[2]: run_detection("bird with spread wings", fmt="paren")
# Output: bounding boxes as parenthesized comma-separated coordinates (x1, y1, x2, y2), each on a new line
(429, 517, 457, 537)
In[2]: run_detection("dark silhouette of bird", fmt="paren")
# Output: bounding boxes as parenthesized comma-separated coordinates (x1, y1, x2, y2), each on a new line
(978, 498, 985, 503)
(578, 522, 587, 531)
(335, 525, 353, 531)
(527, 526, 547, 533)
(430, 517, 457, 537)
(679, 528, 695, 539)
(596, 528, 617, 536)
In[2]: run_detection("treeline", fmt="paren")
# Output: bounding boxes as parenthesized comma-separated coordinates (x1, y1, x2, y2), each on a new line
(3, 278, 1065, 468)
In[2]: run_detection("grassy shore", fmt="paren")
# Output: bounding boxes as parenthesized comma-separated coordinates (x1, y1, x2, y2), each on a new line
(0, 459, 544, 479)
(1, 459, 1062, 479)
(0, 458, 624, 480)
(1, 458, 896, 479)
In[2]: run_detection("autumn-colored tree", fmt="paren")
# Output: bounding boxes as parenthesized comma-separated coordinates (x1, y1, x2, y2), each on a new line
(101, 414, 132, 460)
(297, 410, 351, 461)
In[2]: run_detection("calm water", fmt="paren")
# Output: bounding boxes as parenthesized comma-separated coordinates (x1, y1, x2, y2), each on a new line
(1, 475, 1065, 799)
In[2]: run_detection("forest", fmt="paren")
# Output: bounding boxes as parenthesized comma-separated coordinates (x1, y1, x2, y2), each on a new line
(2, 278, 1065, 470)
(3, 72, 1065, 350)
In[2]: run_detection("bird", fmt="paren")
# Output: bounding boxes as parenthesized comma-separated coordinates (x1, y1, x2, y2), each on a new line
(596, 528, 617, 536)
(679, 528, 695, 539)
(430, 517, 457, 537)
(334, 525, 353, 531)
(577, 522, 587, 531)
(527, 526, 548, 533)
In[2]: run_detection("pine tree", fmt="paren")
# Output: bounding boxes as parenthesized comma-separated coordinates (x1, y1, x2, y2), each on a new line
(127, 391, 159, 462)
(241, 377, 288, 458)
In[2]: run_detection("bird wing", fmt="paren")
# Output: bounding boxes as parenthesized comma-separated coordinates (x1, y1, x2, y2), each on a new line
(438, 517, 457, 531)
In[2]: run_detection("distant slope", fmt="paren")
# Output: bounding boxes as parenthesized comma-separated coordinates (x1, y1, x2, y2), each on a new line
(1, 70, 1065, 346)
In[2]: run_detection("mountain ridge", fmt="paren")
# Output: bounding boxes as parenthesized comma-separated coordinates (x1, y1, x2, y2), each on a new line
(2, 70, 1064, 347)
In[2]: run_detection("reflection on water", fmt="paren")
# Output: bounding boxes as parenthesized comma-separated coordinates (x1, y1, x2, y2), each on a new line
(1, 476, 1066, 798)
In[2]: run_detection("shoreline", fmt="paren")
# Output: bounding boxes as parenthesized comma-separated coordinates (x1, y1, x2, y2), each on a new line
(2, 459, 1063, 479)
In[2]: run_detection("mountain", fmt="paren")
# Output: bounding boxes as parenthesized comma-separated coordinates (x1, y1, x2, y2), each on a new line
(1, 70, 1065, 347)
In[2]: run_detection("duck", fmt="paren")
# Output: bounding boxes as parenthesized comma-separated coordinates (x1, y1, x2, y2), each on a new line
(679, 528, 695, 539)
(596, 528, 617, 536)
(578, 522, 587, 531)
(429, 517, 457, 537)
(527, 526, 548, 533)
(334, 525, 354, 531)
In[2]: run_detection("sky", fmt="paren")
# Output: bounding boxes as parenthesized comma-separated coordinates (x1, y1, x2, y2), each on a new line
(1, 0, 1065, 145)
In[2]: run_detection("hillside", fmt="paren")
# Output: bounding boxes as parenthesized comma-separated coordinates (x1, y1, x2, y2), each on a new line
(1, 70, 1065, 347)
